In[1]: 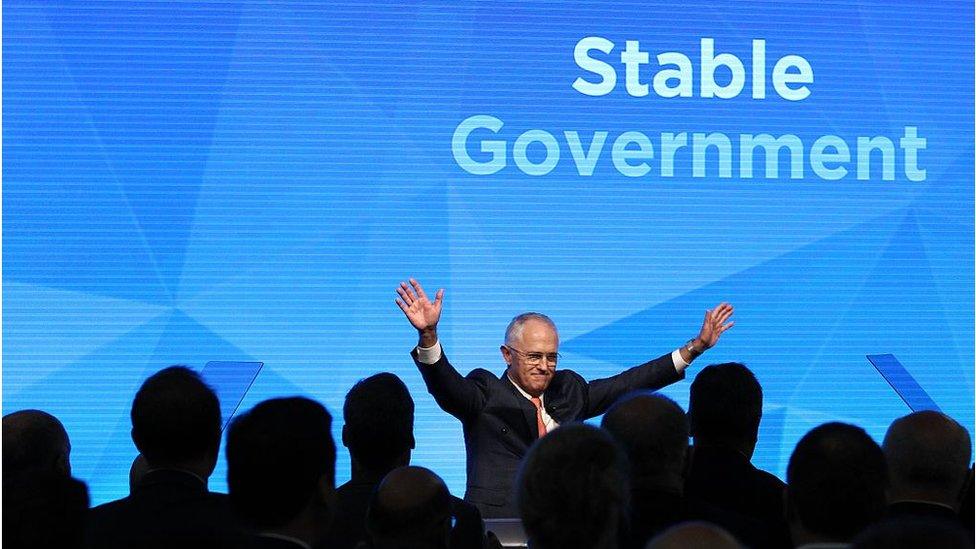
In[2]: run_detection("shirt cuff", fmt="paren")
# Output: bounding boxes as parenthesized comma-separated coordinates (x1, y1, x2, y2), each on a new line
(671, 349, 689, 373)
(415, 341, 443, 364)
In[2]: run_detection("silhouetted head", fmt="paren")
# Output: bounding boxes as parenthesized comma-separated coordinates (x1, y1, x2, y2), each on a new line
(688, 362, 762, 456)
(601, 392, 688, 492)
(3, 409, 71, 478)
(227, 397, 336, 543)
(130, 366, 221, 476)
(366, 466, 451, 549)
(342, 373, 415, 475)
(645, 521, 743, 549)
(883, 411, 972, 509)
(787, 422, 888, 544)
(517, 423, 628, 549)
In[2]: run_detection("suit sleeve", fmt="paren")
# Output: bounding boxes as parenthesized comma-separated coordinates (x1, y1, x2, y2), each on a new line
(412, 349, 488, 421)
(582, 353, 684, 418)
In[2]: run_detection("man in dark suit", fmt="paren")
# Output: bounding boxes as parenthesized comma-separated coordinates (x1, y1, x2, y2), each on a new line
(685, 363, 789, 545)
(786, 422, 888, 548)
(227, 397, 337, 549)
(324, 373, 485, 549)
(395, 278, 734, 518)
(881, 411, 971, 526)
(602, 393, 769, 549)
(86, 366, 242, 549)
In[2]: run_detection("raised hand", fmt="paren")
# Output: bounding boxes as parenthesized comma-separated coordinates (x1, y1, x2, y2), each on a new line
(396, 278, 444, 333)
(696, 302, 735, 350)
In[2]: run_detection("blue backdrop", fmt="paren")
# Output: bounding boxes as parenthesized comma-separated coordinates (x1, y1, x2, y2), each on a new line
(4, 0, 973, 505)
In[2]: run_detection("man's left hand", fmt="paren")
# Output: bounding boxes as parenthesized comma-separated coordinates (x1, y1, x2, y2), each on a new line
(695, 302, 735, 350)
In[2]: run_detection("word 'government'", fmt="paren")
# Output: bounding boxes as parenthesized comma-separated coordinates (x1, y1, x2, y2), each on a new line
(451, 37, 928, 182)
(452, 116, 927, 181)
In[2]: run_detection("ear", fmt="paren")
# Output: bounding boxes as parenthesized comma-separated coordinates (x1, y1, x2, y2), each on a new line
(408, 433, 416, 450)
(500, 345, 512, 366)
(56, 453, 71, 476)
(341, 425, 350, 448)
(130, 427, 143, 453)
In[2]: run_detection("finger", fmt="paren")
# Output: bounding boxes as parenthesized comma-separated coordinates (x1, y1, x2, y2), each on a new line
(714, 307, 734, 324)
(397, 284, 415, 304)
(409, 278, 428, 301)
(720, 321, 735, 332)
(396, 298, 410, 314)
(433, 288, 445, 307)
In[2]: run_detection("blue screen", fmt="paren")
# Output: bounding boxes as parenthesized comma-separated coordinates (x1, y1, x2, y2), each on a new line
(4, 0, 973, 505)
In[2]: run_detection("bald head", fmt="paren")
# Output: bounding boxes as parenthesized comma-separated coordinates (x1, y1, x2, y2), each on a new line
(367, 466, 451, 548)
(3, 410, 71, 478)
(601, 393, 688, 489)
(883, 411, 972, 507)
(645, 522, 742, 549)
(505, 313, 558, 347)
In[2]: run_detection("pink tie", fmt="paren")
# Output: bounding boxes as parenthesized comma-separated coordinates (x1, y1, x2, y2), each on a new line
(531, 397, 547, 438)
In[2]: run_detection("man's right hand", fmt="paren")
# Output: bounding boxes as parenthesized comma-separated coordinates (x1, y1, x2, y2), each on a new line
(396, 278, 444, 347)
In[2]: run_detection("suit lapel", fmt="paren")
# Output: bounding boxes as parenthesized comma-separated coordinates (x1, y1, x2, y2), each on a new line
(501, 372, 540, 440)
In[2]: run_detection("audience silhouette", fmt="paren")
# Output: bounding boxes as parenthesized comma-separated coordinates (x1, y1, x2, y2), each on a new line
(227, 396, 337, 549)
(517, 423, 628, 549)
(685, 362, 789, 547)
(365, 465, 453, 549)
(786, 422, 888, 548)
(325, 372, 484, 549)
(645, 521, 742, 549)
(85, 366, 241, 549)
(852, 516, 972, 549)
(882, 410, 972, 525)
(4, 361, 974, 549)
(3, 409, 72, 478)
(601, 393, 768, 549)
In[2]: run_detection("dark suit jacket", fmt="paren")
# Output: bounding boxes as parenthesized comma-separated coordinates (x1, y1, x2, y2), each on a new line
(685, 445, 790, 546)
(85, 469, 242, 549)
(246, 535, 310, 549)
(323, 476, 485, 549)
(627, 484, 770, 549)
(887, 501, 962, 523)
(413, 349, 682, 518)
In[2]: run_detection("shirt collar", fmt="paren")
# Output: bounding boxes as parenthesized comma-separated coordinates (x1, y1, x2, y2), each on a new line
(255, 532, 312, 549)
(507, 373, 543, 404)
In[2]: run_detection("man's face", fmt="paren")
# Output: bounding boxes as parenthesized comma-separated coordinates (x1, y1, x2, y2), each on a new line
(502, 319, 559, 397)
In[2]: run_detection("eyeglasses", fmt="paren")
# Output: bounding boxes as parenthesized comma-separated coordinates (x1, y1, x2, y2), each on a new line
(504, 346, 560, 366)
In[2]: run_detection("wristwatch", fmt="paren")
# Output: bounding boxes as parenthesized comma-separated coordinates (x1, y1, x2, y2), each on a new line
(685, 339, 704, 357)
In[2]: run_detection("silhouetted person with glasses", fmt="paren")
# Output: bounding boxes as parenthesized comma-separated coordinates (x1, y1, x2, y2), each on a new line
(396, 277, 734, 517)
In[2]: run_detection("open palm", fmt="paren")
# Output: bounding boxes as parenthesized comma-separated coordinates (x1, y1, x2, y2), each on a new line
(396, 278, 444, 331)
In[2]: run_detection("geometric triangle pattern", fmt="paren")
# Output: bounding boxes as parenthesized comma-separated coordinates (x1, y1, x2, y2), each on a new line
(4, 0, 973, 506)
